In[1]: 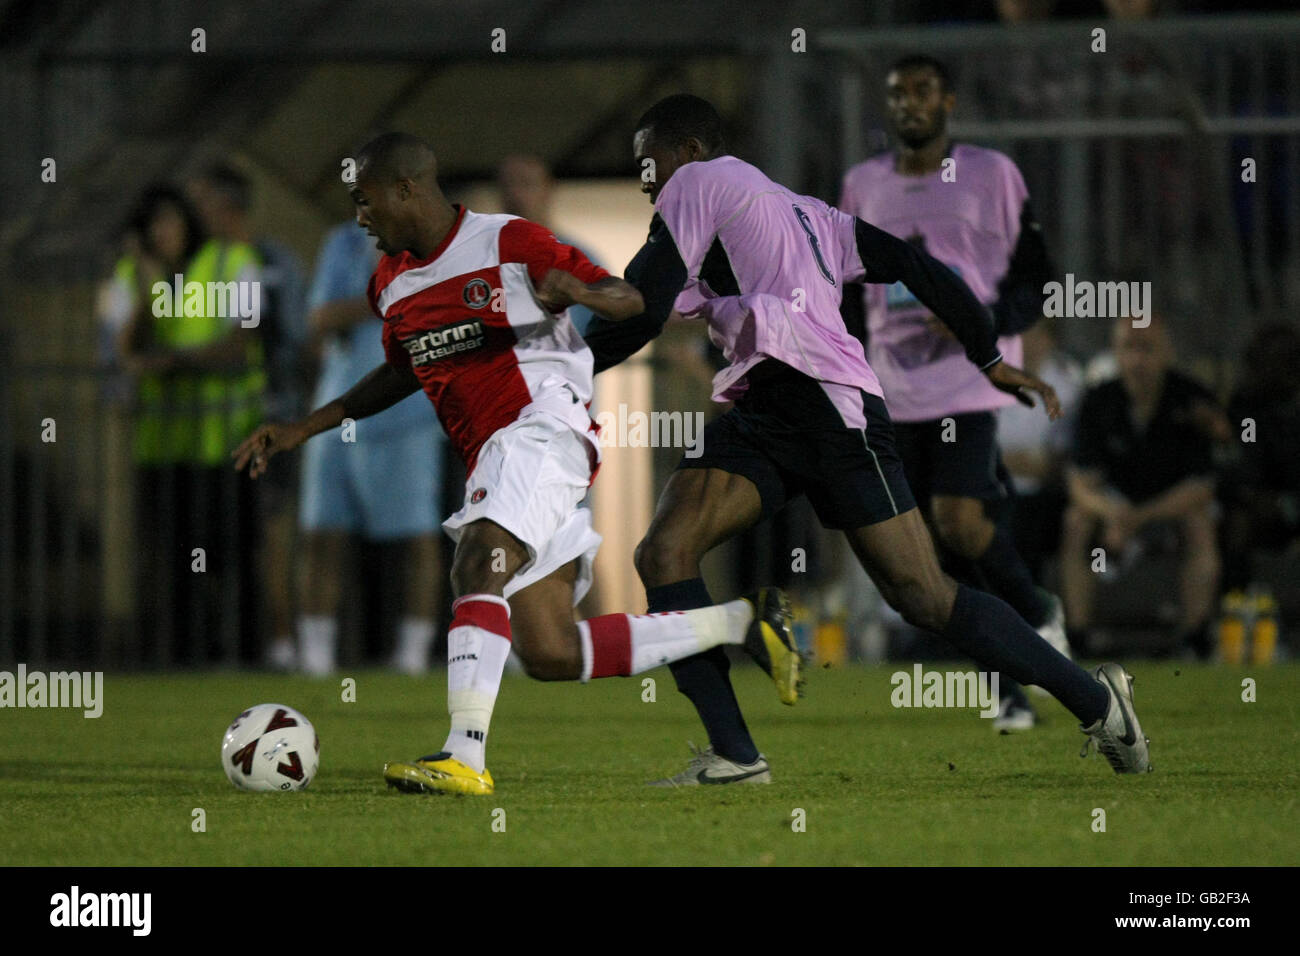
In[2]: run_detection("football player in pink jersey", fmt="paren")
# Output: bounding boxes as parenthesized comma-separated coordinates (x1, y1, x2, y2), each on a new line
(585, 96, 1150, 781)
(839, 54, 1071, 733)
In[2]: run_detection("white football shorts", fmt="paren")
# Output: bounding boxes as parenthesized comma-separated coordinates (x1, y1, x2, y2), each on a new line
(442, 410, 603, 603)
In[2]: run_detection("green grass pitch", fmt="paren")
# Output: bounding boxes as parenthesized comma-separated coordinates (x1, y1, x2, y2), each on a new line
(3, 662, 1297, 866)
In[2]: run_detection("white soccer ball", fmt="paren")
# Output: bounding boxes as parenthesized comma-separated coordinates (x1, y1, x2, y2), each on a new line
(221, 703, 319, 792)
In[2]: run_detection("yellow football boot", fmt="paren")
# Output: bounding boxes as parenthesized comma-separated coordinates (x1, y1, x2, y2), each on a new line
(741, 588, 805, 706)
(383, 752, 495, 795)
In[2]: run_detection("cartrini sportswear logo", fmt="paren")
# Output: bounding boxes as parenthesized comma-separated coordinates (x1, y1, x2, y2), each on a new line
(401, 319, 486, 365)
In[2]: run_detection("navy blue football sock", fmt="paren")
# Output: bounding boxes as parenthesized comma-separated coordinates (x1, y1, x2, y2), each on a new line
(942, 584, 1108, 724)
(974, 525, 1050, 628)
(647, 578, 760, 764)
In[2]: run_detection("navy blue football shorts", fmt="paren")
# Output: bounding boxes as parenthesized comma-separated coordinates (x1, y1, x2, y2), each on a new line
(677, 359, 916, 530)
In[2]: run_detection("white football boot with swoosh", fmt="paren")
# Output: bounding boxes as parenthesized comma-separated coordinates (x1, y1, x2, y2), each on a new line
(1080, 663, 1152, 773)
(648, 743, 772, 787)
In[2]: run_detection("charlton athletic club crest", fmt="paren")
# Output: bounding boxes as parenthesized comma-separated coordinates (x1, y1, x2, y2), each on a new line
(471, 488, 487, 504)
(462, 278, 491, 309)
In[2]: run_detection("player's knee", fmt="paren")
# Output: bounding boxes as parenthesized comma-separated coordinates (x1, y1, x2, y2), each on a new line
(450, 544, 507, 597)
(634, 532, 698, 587)
(892, 573, 952, 633)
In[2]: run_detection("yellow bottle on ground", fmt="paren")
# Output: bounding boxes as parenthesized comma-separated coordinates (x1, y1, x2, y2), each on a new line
(1218, 590, 1246, 666)
(815, 618, 848, 667)
(1250, 590, 1278, 667)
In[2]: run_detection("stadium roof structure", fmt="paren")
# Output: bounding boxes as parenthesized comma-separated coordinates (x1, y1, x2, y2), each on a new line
(1, 0, 881, 280)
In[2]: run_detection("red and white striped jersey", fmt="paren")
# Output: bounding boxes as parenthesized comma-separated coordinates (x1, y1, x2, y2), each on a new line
(369, 205, 609, 472)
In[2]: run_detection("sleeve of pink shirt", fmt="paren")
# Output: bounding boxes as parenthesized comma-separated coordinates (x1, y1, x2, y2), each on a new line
(653, 162, 720, 277)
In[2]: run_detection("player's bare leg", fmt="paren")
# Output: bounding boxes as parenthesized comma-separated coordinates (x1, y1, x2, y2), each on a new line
(844, 508, 1150, 773)
(386, 514, 798, 795)
(636, 468, 765, 580)
(506, 556, 795, 693)
(634, 468, 788, 782)
(506, 559, 584, 680)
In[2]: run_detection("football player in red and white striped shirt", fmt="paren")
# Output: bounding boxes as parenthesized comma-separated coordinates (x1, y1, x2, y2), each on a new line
(234, 133, 801, 794)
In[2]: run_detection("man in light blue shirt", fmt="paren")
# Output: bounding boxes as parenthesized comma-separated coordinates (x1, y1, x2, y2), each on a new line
(292, 221, 447, 675)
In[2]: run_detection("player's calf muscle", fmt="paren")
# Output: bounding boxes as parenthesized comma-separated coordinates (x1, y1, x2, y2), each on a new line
(508, 562, 584, 681)
(515, 638, 581, 681)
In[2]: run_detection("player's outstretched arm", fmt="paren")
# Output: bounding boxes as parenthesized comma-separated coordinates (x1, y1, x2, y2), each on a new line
(583, 213, 689, 373)
(852, 217, 1059, 418)
(535, 270, 644, 321)
(232, 362, 421, 478)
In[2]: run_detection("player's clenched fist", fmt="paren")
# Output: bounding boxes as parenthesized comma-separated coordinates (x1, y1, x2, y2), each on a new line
(232, 422, 310, 478)
(534, 267, 584, 312)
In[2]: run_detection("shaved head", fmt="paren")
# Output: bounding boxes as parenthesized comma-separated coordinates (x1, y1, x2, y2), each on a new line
(349, 131, 455, 258)
(356, 132, 438, 186)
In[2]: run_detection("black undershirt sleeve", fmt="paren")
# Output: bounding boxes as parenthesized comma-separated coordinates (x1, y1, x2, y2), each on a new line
(853, 217, 1002, 371)
(990, 198, 1054, 337)
(583, 214, 689, 374)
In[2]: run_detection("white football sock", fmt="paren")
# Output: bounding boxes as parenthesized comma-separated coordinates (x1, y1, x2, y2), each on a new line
(579, 599, 754, 680)
(267, 635, 296, 671)
(297, 615, 337, 676)
(394, 616, 436, 675)
(441, 594, 512, 773)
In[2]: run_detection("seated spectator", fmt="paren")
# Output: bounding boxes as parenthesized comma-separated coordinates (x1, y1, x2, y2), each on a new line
(1221, 322, 1300, 590)
(1061, 314, 1228, 658)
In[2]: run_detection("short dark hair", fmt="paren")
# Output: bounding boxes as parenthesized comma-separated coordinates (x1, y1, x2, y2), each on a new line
(355, 132, 438, 183)
(887, 54, 954, 93)
(635, 94, 725, 153)
(127, 183, 205, 261)
(199, 162, 253, 212)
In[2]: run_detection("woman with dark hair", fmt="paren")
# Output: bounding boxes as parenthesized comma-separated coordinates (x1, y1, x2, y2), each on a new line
(118, 185, 206, 366)
(111, 183, 230, 668)
(129, 185, 205, 269)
